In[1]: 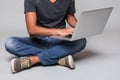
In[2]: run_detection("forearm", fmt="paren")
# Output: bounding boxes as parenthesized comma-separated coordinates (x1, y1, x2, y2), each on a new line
(28, 25, 74, 37)
(66, 14, 77, 28)
(28, 25, 58, 37)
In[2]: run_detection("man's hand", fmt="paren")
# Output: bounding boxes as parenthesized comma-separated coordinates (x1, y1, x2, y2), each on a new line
(55, 27, 74, 36)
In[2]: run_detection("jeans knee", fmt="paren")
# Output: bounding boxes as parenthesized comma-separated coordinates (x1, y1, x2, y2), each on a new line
(78, 38, 87, 51)
(5, 37, 17, 53)
(82, 38, 87, 48)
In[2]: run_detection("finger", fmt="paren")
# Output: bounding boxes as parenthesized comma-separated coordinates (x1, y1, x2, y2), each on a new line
(69, 32, 73, 35)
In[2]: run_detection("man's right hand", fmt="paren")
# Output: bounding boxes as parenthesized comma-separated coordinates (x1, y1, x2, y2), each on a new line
(55, 27, 74, 36)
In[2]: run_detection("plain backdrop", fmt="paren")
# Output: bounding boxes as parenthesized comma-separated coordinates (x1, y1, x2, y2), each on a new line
(0, 0, 120, 80)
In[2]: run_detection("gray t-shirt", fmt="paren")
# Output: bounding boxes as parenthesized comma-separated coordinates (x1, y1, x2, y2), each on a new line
(24, 0, 76, 28)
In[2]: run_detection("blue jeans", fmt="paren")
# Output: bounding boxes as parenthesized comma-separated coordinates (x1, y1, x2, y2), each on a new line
(5, 37, 87, 65)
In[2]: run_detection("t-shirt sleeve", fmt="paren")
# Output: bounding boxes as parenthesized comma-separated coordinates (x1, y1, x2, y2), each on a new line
(24, 0, 36, 14)
(68, 0, 76, 14)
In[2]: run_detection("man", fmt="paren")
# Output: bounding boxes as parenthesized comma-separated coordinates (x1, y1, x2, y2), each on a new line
(5, 0, 86, 73)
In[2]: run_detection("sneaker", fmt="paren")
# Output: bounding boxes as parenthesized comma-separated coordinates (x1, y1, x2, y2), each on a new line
(11, 57, 31, 73)
(58, 55, 75, 69)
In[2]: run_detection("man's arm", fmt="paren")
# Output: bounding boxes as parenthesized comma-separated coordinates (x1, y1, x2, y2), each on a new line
(25, 12, 74, 37)
(66, 13, 77, 28)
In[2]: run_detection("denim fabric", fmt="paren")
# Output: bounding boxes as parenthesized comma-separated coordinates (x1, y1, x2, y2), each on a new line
(5, 37, 87, 65)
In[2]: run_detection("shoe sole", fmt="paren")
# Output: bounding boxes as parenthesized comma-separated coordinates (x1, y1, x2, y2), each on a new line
(67, 55, 75, 69)
(11, 58, 17, 73)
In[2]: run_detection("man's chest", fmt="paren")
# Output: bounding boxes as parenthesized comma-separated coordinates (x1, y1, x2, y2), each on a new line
(35, 0, 70, 14)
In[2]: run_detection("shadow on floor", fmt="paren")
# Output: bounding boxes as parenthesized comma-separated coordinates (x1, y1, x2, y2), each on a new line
(73, 49, 102, 62)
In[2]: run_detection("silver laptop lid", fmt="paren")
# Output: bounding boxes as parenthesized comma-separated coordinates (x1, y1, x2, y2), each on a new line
(71, 7, 113, 41)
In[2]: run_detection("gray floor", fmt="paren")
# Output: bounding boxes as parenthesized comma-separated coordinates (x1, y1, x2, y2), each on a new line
(0, 0, 120, 80)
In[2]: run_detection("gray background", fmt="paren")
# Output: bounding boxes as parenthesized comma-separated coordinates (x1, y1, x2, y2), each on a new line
(0, 0, 120, 80)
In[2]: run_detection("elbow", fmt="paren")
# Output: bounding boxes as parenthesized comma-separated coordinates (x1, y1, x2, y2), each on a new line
(28, 30, 35, 37)
(28, 31, 35, 37)
(28, 30, 36, 37)
(27, 27, 36, 37)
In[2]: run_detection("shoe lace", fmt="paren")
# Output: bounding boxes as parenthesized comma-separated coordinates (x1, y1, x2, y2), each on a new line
(20, 57, 31, 69)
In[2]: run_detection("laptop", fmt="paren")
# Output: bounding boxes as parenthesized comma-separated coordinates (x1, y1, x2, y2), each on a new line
(51, 7, 113, 41)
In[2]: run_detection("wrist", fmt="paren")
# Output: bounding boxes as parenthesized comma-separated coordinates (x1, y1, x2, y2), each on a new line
(51, 29, 60, 36)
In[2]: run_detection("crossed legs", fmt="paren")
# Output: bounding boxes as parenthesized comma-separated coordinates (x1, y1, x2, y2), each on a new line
(5, 37, 86, 72)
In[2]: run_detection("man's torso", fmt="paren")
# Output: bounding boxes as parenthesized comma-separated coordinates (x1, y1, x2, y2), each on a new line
(35, 0, 71, 28)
